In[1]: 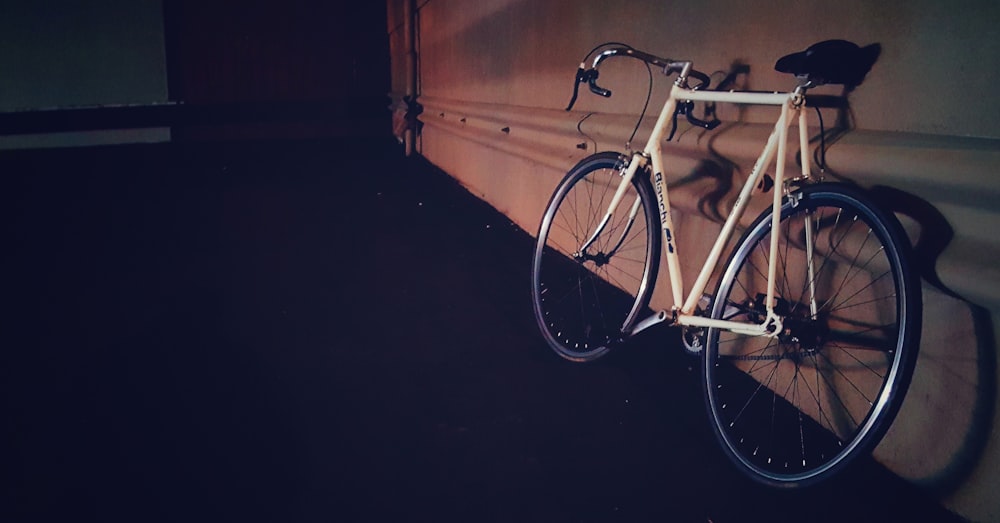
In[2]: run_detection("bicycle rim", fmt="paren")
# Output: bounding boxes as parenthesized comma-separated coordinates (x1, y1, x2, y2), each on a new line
(703, 184, 920, 486)
(531, 152, 660, 361)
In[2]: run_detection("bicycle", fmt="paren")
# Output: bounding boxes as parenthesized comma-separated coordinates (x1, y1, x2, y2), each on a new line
(530, 40, 921, 487)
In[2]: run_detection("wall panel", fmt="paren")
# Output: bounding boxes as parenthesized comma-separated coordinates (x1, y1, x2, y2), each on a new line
(388, 1, 1000, 520)
(0, 0, 169, 148)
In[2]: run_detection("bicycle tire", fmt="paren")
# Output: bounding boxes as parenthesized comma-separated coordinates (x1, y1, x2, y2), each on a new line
(531, 152, 660, 361)
(703, 183, 921, 487)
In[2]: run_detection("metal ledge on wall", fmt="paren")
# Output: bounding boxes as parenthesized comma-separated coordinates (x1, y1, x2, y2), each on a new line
(419, 96, 1000, 313)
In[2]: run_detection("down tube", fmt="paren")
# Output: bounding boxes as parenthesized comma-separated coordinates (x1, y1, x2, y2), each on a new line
(648, 147, 685, 308)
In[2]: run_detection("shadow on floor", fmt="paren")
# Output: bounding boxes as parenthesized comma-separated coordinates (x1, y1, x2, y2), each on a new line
(2, 138, 963, 522)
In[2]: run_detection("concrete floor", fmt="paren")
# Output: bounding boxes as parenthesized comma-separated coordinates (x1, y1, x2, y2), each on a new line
(3, 137, 964, 522)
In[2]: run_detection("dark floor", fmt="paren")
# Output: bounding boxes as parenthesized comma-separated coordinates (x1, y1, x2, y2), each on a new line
(2, 137, 964, 522)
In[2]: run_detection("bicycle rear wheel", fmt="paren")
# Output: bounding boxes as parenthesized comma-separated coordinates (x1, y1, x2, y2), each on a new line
(703, 183, 921, 487)
(531, 152, 660, 361)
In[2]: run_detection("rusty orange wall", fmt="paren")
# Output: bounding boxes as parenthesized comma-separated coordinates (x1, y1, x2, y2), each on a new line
(388, 1, 1000, 521)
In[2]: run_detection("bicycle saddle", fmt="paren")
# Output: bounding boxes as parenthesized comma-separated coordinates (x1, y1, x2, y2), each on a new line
(775, 40, 881, 88)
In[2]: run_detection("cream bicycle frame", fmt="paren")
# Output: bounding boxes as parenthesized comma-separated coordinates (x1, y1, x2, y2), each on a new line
(603, 79, 816, 339)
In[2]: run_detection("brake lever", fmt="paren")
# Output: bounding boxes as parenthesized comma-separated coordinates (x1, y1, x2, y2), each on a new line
(669, 70, 722, 133)
(666, 101, 721, 141)
(686, 109, 722, 130)
(586, 69, 611, 97)
(566, 68, 612, 110)
(666, 108, 680, 142)
(666, 101, 689, 141)
(565, 66, 586, 111)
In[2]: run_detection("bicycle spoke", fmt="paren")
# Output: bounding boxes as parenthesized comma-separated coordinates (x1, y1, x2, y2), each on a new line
(727, 355, 782, 429)
(704, 186, 918, 486)
(532, 154, 659, 361)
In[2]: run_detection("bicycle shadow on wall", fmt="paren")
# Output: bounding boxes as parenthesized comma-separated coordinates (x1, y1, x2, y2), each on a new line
(668, 53, 996, 497)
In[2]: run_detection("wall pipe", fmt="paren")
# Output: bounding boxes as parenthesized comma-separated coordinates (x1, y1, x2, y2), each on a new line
(403, 0, 417, 156)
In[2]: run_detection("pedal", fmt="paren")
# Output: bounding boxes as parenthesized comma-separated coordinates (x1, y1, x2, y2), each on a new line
(682, 295, 711, 355)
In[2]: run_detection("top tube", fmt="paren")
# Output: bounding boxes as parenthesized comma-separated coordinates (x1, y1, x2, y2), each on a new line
(588, 45, 779, 100)
(679, 88, 792, 106)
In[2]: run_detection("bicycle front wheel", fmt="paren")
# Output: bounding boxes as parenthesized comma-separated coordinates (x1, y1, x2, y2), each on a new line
(703, 183, 921, 487)
(531, 152, 660, 362)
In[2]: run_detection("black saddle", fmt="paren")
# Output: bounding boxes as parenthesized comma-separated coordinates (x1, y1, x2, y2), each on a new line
(775, 40, 881, 88)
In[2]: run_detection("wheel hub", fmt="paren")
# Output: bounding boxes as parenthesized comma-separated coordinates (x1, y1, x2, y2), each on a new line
(750, 294, 828, 353)
(778, 315, 828, 352)
(575, 250, 610, 266)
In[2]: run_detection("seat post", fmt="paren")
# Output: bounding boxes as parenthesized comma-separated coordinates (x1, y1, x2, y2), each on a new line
(793, 78, 816, 96)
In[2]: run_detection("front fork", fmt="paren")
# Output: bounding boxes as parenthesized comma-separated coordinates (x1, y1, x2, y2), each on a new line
(576, 155, 646, 260)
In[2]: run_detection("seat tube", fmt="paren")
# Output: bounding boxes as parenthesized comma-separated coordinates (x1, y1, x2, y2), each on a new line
(765, 100, 793, 313)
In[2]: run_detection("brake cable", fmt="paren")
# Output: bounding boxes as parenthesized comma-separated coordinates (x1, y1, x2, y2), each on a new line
(568, 42, 654, 150)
